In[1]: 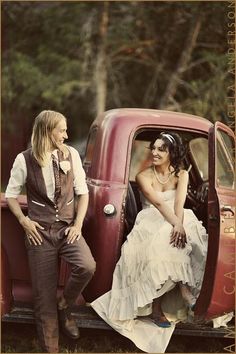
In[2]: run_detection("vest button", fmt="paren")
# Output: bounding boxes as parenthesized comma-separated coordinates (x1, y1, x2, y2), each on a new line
(56, 219, 60, 222)
(56, 214, 59, 218)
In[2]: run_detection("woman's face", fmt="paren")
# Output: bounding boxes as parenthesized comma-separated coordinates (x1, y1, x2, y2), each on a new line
(151, 139, 170, 166)
(51, 118, 68, 147)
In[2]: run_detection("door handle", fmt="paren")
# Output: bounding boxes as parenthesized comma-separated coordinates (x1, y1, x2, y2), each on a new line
(209, 214, 218, 221)
(221, 206, 235, 216)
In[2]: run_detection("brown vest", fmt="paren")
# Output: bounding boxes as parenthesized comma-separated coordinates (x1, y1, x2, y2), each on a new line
(23, 148, 75, 228)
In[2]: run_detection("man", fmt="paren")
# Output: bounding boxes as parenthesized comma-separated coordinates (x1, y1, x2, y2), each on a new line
(5, 110, 96, 352)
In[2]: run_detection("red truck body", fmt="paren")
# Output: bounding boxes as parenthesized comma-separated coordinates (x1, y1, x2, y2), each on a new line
(1, 109, 235, 336)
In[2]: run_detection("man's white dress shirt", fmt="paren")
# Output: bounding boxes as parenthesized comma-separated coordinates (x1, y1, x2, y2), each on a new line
(5, 146, 88, 201)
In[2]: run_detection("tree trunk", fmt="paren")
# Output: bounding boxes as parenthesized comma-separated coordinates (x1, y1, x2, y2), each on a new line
(94, 2, 109, 116)
(142, 11, 181, 108)
(158, 11, 202, 109)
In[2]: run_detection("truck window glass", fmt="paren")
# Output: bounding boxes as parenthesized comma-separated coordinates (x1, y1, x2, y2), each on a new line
(216, 130, 235, 189)
(84, 128, 98, 166)
(129, 140, 152, 181)
(189, 138, 208, 181)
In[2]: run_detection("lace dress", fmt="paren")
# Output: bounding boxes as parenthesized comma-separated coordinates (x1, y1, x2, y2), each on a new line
(91, 190, 208, 352)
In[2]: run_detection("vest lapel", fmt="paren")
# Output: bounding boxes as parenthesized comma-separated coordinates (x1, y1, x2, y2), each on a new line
(30, 153, 53, 205)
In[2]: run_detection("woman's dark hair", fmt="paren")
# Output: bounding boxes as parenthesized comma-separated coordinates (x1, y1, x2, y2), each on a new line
(149, 132, 187, 176)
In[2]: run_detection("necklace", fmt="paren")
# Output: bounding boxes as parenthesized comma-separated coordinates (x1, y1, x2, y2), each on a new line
(153, 166, 171, 185)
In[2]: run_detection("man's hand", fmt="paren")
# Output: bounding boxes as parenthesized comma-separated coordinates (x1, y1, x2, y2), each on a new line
(20, 215, 44, 245)
(170, 222, 187, 248)
(65, 225, 82, 244)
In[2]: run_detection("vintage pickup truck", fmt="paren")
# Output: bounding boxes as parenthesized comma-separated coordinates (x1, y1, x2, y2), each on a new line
(1, 108, 235, 337)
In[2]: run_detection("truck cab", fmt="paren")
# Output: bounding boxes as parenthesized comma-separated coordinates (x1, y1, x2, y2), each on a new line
(1, 109, 235, 335)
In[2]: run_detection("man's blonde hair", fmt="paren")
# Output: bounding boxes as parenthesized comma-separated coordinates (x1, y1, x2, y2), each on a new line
(31, 110, 69, 166)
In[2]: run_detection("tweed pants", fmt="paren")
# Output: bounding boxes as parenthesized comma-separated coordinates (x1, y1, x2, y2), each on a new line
(25, 221, 96, 353)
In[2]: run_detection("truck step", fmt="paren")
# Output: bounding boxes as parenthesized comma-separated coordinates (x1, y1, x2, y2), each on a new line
(2, 305, 234, 338)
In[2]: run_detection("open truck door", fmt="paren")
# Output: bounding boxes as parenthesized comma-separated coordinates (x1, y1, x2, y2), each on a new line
(195, 122, 235, 320)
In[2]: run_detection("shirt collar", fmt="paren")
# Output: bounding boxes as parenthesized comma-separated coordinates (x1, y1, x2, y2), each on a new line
(51, 149, 59, 160)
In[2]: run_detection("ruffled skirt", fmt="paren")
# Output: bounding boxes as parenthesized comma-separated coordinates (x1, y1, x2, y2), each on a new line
(91, 205, 208, 352)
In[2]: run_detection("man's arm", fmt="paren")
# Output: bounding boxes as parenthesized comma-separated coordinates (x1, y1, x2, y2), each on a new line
(74, 193, 89, 228)
(6, 197, 43, 245)
(65, 146, 89, 244)
(5, 154, 44, 245)
(65, 193, 89, 244)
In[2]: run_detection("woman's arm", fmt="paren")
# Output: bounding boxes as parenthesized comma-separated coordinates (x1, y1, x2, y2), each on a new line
(136, 172, 182, 227)
(174, 170, 189, 222)
(170, 170, 189, 247)
(136, 170, 186, 248)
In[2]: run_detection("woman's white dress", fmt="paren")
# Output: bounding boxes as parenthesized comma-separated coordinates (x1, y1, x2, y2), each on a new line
(91, 190, 208, 352)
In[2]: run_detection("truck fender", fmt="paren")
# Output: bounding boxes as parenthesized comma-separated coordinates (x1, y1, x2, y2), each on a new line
(1, 246, 13, 317)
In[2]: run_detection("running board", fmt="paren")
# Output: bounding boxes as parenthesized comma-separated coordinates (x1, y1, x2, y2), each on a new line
(2, 305, 234, 338)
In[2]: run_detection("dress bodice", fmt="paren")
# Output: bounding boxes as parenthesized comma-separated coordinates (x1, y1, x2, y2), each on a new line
(140, 189, 176, 209)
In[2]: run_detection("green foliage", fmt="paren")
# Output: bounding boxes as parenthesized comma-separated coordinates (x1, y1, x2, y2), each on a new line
(2, 51, 47, 107)
(2, 1, 232, 142)
(179, 52, 229, 121)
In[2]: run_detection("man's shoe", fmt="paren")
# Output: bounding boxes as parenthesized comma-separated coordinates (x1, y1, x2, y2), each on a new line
(58, 307, 80, 339)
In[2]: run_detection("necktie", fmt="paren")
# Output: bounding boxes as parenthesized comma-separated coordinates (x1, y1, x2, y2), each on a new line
(52, 154, 61, 203)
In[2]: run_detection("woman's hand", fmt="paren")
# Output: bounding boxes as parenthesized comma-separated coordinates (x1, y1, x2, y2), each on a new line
(20, 215, 44, 245)
(65, 224, 82, 244)
(170, 222, 187, 248)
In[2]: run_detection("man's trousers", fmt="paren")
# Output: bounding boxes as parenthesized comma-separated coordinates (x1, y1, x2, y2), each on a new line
(25, 221, 96, 353)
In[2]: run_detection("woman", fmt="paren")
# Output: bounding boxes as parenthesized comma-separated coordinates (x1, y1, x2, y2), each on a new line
(5, 110, 96, 352)
(91, 132, 208, 353)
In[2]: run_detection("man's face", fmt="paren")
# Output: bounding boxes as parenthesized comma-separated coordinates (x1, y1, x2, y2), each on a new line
(51, 119, 68, 147)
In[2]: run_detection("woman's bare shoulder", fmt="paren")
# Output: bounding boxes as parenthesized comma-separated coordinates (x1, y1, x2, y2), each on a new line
(136, 166, 153, 181)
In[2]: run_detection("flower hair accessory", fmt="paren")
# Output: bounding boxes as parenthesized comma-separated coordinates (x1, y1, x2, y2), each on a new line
(59, 160, 71, 174)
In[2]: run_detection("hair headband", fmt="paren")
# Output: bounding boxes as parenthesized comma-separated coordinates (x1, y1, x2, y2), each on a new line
(161, 133, 175, 144)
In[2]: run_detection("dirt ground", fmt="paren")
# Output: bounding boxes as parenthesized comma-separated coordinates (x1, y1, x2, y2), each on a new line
(1, 322, 234, 353)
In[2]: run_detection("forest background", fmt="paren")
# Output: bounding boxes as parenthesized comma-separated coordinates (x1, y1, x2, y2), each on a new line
(1, 1, 235, 187)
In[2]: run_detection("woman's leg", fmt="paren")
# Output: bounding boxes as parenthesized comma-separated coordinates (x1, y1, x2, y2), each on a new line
(151, 297, 171, 327)
(179, 283, 196, 309)
(152, 297, 164, 319)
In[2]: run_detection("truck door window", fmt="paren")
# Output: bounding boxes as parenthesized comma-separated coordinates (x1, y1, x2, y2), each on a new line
(216, 130, 234, 189)
(83, 128, 98, 168)
(189, 138, 208, 181)
(129, 140, 152, 181)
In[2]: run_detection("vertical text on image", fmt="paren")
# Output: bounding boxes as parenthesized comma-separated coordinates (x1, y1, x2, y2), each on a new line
(227, 1, 235, 132)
